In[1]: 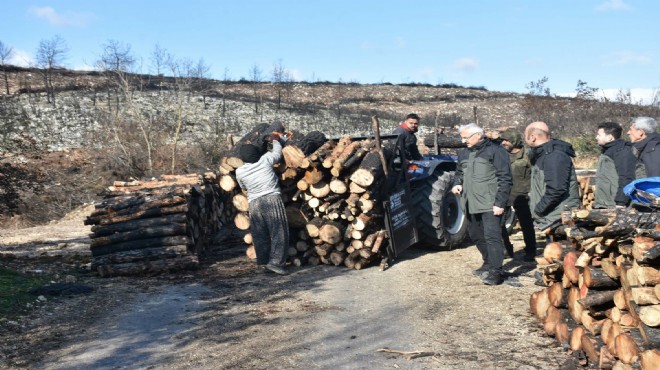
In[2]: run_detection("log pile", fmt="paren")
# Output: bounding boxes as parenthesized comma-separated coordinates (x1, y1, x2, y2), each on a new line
(577, 175, 596, 210)
(531, 207, 660, 368)
(219, 123, 394, 270)
(84, 173, 226, 277)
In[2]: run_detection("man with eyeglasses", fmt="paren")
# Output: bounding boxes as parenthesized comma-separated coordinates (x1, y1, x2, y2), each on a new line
(393, 113, 423, 160)
(451, 123, 512, 285)
(524, 121, 580, 234)
(627, 117, 660, 178)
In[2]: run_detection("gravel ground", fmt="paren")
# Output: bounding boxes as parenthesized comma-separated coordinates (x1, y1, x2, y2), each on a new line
(1, 216, 577, 369)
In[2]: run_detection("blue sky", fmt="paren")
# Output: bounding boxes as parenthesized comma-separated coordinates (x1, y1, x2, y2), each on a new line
(1, 0, 659, 101)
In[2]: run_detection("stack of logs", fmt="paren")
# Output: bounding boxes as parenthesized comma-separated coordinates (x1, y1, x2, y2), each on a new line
(578, 174, 596, 210)
(218, 122, 394, 270)
(85, 173, 226, 277)
(531, 207, 660, 368)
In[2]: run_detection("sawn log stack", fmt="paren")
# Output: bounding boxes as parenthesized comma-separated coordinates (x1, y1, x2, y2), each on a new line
(531, 207, 660, 369)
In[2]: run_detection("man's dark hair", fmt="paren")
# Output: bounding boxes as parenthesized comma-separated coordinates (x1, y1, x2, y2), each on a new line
(597, 121, 623, 139)
(405, 113, 420, 121)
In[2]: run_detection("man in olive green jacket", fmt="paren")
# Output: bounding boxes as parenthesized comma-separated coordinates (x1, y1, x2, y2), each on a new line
(524, 122, 581, 231)
(594, 122, 636, 208)
(452, 123, 512, 285)
(499, 128, 537, 262)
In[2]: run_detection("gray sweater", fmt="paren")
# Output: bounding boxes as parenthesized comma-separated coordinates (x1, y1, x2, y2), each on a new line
(235, 141, 282, 202)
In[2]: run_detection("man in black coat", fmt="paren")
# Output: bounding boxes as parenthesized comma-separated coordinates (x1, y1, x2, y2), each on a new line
(628, 117, 660, 178)
(393, 113, 422, 160)
(593, 121, 636, 208)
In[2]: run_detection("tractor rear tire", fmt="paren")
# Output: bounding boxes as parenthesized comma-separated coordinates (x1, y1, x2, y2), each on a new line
(411, 170, 468, 249)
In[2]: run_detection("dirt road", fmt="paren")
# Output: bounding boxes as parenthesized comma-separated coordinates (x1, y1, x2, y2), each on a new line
(1, 215, 575, 369)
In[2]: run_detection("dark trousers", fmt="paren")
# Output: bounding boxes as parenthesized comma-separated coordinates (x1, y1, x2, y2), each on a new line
(249, 194, 289, 267)
(501, 196, 537, 257)
(467, 211, 504, 271)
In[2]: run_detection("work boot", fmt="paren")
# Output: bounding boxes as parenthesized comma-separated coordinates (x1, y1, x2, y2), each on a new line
(480, 269, 504, 286)
(265, 264, 288, 276)
(472, 262, 490, 277)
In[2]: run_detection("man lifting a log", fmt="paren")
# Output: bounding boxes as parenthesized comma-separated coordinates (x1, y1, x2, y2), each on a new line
(393, 113, 423, 160)
(524, 121, 581, 234)
(451, 123, 512, 285)
(235, 133, 290, 275)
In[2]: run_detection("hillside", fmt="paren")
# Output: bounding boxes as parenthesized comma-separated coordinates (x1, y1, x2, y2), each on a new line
(0, 66, 658, 225)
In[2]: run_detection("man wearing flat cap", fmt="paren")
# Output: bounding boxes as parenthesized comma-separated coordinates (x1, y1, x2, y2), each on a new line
(235, 133, 290, 275)
(499, 128, 537, 262)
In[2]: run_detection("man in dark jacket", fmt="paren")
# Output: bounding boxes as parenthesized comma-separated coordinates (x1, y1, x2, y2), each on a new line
(393, 113, 422, 160)
(499, 128, 537, 262)
(524, 122, 581, 231)
(594, 122, 636, 208)
(628, 117, 660, 178)
(451, 123, 512, 285)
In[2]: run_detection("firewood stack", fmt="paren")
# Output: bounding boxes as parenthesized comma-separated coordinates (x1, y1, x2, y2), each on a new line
(530, 207, 660, 368)
(85, 173, 225, 277)
(577, 175, 596, 210)
(219, 123, 393, 270)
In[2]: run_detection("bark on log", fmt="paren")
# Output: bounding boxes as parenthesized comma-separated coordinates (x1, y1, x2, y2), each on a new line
(583, 266, 620, 289)
(91, 235, 191, 257)
(91, 213, 187, 236)
(90, 224, 187, 248)
(632, 237, 660, 263)
(97, 204, 188, 226)
(92, 245, 189, 267)
(579, 289, 617, 308)
(97, 255, 198, 277)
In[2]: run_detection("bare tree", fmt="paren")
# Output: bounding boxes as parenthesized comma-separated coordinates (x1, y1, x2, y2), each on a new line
(0, 40, 14, 95)
(167, 57, 211, 174)
(150, 43, 171, 94)
(35, 35, 68, 105)
(271, 59, 290, 110)
(220, 67, 230, 116)
(96, 39, 136, 112)
(249, 63, 262, 113)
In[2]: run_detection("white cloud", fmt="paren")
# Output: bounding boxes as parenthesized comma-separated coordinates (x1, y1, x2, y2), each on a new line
(8, 49, 33, 67)
(603, 51, 652, 66)
(452, 58, 479, 72)
(595, 0, 631, 11)
(394, 37, 405, 48)
(28, 6, 95, 27)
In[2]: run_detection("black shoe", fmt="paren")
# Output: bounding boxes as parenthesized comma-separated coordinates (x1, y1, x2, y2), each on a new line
(504, 244, 514, 259)
(480, 270, 504, 285)
(265, 264, 288, 275)
(472, 263, 490, 277)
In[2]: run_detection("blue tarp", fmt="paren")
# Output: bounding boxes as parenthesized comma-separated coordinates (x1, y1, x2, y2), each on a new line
(623, 177, 660, 206)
